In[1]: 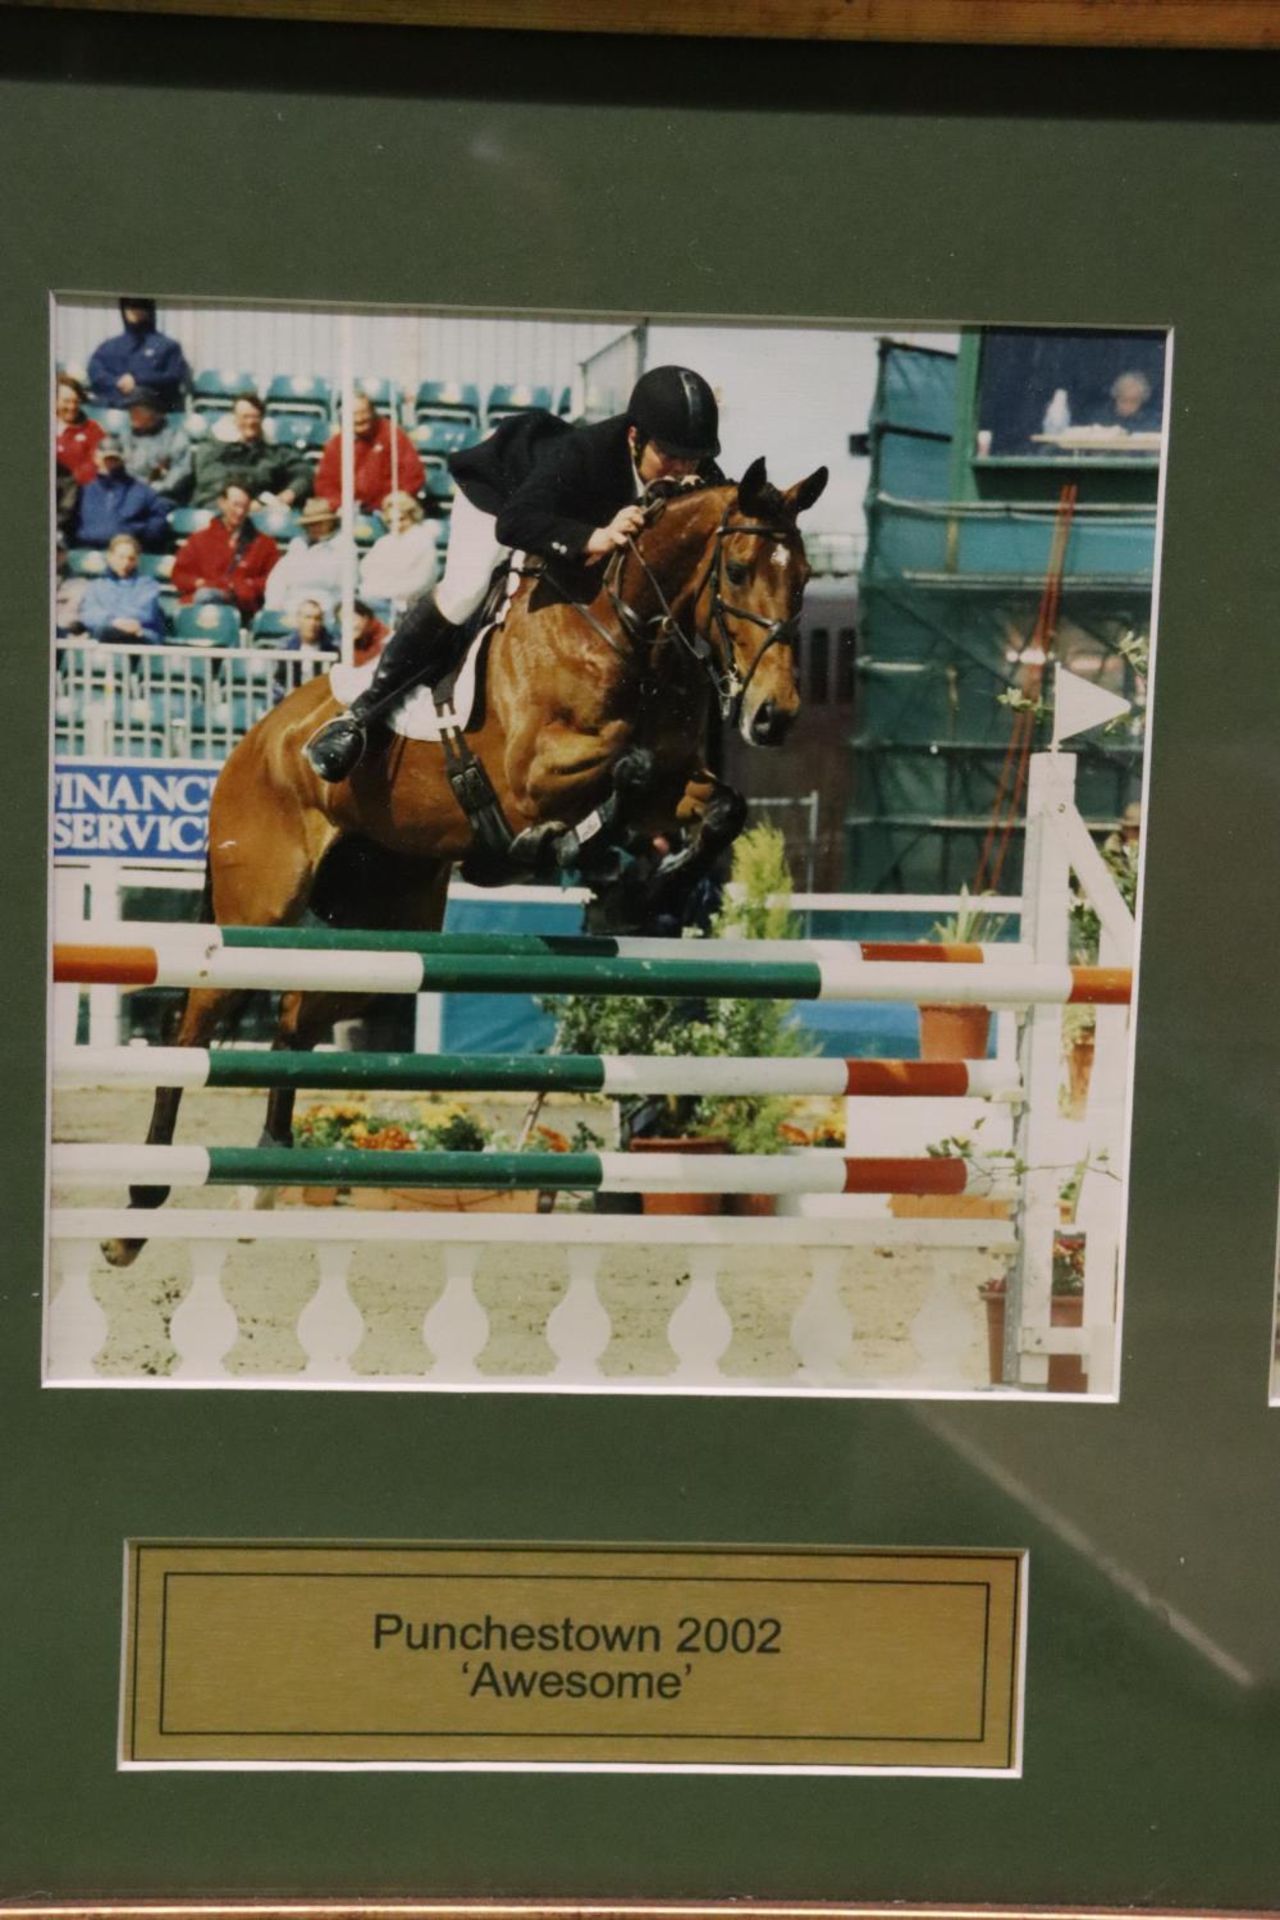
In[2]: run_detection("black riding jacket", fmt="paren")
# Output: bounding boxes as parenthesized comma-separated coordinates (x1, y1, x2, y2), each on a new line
(449, 410, 719, 562)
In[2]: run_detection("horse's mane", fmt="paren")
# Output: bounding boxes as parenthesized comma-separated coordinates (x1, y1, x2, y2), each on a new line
(644, 471, 796, 531)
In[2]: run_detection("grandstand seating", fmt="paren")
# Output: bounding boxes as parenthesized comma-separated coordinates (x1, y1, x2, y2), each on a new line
(425, 469, 456, 505)
(251, 503, 301, 542)
(65, 549, 108, 578)
(83, 406, 131, 435)
(264, 415, 329, 456)
(168, 507, 214, 539)
(250, 609, 295, 647)
(413, 380, 482, 428)
(172, 603, 243, 648)
(411, 419, 477, 457)
(136, 554, 175, 580)
(354, 376, 399, 411)
(486, 382, 553, 426)
(353, 511, 386, 547)
(265, 374, 332, 422)
(191, 369, 255, 411)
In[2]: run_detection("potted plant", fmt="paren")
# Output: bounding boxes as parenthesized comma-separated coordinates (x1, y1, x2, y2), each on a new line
(917, 886, 1008, 1061)
(1064, 825, 1139, 1115)
(280, 1097, 595, 1213)
(543, 825, 817, 1216)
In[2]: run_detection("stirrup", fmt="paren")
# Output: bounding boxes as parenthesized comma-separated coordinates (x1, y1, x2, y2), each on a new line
(304, 713, 367, 783)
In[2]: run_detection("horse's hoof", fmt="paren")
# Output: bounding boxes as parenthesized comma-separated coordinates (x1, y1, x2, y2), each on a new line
(613, 747, 656, 794)
(509, 821, 569, 875)
(101, 1237, 144, 1269)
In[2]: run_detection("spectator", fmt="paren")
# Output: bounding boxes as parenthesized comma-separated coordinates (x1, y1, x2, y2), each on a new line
(191, 392, 313, 509)
(119, 386, 193, 502)
(87, 298, 190, 412)
(78, 533, 167, 645)
(55, 375, 103, 485)
(315, 391, 424, 512)
(54, 534, 88, 637)
(1084, 370, 1163, 436)
(280, 597, 339, 658)
(71, 437, 172, 551)
(264, 496, 348, 619)
(359, 490, 439, 608)
(353, 598, 389, 666)
(172, 478, 280, 620)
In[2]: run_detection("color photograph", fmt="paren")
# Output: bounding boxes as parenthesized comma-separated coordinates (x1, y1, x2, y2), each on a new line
(47, 298, 1164, 1397)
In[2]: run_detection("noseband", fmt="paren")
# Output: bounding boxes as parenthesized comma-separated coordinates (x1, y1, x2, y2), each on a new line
(603, 491, 801, 724)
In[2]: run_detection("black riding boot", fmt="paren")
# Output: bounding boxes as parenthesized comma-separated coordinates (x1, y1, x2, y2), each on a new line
(304, 591, 464, 783)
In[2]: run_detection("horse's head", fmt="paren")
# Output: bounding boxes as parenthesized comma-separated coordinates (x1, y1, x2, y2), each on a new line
(691, 457, 829, 746)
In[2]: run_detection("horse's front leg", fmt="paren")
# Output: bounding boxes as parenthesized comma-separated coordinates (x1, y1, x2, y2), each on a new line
(655, 767, 749, 896)
(506, 719, 655, 880)
(581, 767, 748, 935)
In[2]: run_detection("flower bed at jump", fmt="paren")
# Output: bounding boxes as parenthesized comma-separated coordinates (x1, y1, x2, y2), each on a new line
(279, 1098, 596, 1212)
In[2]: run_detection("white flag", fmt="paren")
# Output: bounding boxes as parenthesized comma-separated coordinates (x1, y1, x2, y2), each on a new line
(1052, 664, 1132, 747)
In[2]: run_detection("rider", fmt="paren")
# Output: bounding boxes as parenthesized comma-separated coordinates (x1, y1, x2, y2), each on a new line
(304, 364, 723, 782)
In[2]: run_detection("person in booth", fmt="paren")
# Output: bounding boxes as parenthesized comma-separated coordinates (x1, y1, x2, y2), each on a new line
(305, 364, 723, 783)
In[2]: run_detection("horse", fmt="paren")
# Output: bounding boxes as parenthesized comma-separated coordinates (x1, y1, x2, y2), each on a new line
(101, 455, 828, 1267)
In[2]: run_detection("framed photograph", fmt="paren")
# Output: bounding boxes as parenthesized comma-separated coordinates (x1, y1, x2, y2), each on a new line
(3, 5, 1279, 1910)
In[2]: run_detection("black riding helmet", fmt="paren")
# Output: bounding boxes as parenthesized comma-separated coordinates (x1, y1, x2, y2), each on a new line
(627, 365, 720, 460)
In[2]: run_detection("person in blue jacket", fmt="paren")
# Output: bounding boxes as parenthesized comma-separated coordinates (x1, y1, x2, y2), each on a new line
(87, 298, 190, 413)
(71, 436, 172, 550)
(78, 534, 167, 643)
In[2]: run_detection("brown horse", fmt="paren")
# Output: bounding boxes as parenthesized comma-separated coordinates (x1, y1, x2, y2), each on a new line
(102, 456, 827, 1266)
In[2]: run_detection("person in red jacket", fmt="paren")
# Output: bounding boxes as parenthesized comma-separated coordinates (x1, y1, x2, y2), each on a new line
(56, 376, 104, 486)
(172, 478, 280, 619)
(314, 392, 424, 513)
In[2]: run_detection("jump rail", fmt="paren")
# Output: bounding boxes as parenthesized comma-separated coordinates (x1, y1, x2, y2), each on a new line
(54, 1047, 1022, 1100)
(53, 929, 1129, 1005)
(52, 1144, 1014, 1198)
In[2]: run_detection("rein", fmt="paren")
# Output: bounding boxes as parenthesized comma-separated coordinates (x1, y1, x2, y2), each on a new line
(599, 489, 801, 723)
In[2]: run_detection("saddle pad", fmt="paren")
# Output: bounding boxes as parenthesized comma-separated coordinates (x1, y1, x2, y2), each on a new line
(327, 555, 525, 742)
(329, 627, 486, 741)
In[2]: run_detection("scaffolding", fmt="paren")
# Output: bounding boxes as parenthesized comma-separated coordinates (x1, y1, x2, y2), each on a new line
(849, 335, 1158, 892)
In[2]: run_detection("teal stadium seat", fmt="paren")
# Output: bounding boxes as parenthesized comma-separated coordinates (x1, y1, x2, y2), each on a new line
(486, 383, 553, 427)
(252, 504, 301, 542)
(84, 405, 131, 434)
(425, 469, 456, 506)
(354, 376, 398, 411)
(172, 602, 243, 648)
(66, 548, 108, 578)
(413, 380, 481, 428)
(169, 507, 214, 538)
(265, 374, 332, 422)
(250, 609, 295, 647)
(411, 419, 477, 457)
(353, 511, 386, 548)
(190, 369, 255, 413)
(265, 415, 329, 456)
(137, 553, 175, 580)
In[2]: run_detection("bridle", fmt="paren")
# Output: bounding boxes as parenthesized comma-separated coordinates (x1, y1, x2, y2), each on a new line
(543, 485, 802, 726)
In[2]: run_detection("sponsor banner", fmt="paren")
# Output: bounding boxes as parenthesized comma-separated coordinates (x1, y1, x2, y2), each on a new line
(53, 760, 215, 861)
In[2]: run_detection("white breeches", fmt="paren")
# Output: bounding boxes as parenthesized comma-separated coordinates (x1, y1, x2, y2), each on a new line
(435, 491, 509, 626)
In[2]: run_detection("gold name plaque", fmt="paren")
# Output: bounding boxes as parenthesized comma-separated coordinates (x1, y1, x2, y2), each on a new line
(123, 1542, 1025, 1771)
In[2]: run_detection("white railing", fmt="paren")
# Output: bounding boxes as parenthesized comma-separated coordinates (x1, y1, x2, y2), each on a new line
(47, 1210, 1015, 1392)
(53, 641, 330, 762)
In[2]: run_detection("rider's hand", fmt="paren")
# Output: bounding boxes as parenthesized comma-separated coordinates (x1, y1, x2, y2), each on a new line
(584, 504, 645, 558)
